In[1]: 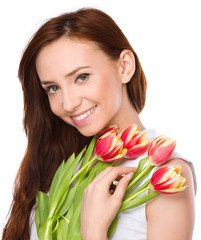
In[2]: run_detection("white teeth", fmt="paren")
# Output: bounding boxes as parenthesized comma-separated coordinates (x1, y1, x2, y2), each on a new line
(72, 106, 96, 121)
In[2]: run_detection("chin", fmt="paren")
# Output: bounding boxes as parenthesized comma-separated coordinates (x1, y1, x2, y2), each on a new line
(78, 128, 99, 137)
(77, 123, 107, 137)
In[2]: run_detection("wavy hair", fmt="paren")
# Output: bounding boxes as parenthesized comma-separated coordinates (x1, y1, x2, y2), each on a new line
(2, 8, 147, 239)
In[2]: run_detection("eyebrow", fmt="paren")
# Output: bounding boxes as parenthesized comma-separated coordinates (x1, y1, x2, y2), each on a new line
(66, 66, 90, 77)
(40, 66, 91, 85)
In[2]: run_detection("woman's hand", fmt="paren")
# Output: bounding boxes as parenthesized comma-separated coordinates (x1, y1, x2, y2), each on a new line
(81, 166, 136, 240)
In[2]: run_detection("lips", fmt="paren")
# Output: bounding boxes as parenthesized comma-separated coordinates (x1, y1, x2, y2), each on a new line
(71, 106, 97, 122)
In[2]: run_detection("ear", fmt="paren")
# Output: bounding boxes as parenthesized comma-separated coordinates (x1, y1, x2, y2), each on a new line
(118, 49, 135, 84)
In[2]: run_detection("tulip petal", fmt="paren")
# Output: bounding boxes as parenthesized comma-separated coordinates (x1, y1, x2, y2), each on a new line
(148, 136, 167, 156)
(108, 136, 119, 152)
(151, 166, 172, 185)
(95, 124, 127, 162)
(99, 125, 118, 139)
(125, 140, 151, 159)
(151, 165, 187, 195)
(121, 125, 150, 160)
(148, 136, 176, 166)
(95, 135, 115, 156)
(125, 131, 144, 149)
(102, 140, 123, 160)
(156, 185, 187, 194)
(154, 177, 179, 190)
(149, 144, 176, 166)
(121, 124, 138, 145)
(102, 148, 127, 162)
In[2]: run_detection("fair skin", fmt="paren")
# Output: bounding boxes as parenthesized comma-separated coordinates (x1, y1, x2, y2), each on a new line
(36, 37, 195, 240)
(146, 159, 195, 240)
(36, 37, 144, 136)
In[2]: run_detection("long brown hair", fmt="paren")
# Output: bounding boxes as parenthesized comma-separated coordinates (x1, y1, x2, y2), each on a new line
(2, 8, 146, 239)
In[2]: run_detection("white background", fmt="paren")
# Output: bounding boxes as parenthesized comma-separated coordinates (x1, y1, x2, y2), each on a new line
(0, 0, 200, 239)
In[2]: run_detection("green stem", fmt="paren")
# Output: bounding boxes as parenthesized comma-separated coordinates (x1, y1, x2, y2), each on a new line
(126, 163, 154, 193)
(123, 185, 151, 204)
(109, 161, 117, 167)
(69, 156, 96, 185)
(39, 217, 53, 240)
(119, 191, 160, 213)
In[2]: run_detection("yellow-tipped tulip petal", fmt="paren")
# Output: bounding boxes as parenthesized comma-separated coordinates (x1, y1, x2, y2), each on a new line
(151, 165, 187, 194)
(121, 124, 151, 159)
(95, 127, 126, 162)
(148, 136, 176, 166)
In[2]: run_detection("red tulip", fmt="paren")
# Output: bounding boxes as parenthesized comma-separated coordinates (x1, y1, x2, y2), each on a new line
(151, 165, 187, 194)
(98, 125, 118, 138)
(95, 126, 127, 162)
(148, 136, 176, 166)
(121, 123, 151, 159)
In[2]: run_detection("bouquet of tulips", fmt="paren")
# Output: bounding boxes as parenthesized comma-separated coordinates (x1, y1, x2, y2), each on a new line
(35, 124, 187, 239)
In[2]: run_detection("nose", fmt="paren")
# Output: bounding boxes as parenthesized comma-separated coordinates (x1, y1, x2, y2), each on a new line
(62, 88, 82, 113)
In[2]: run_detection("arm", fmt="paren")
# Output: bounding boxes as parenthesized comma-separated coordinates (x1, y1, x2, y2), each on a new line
(146, 158, 195, 240)
(80, 166, 136, 240)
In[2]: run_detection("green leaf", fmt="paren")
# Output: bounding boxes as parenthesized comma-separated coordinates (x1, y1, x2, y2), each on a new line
(49, 147, 86, 216)
(133, 157, 149, 179)
(123, 178, 151, 202)
(54, 145, 96, 217)
(48, 156, 74, 210)
(55, 223, 63, 240)
(65, 161, 110, 222)
(36, 139, 113, 239)
(58, 204, 74, 239)
(126, 163, 154, 193)
(108, 215, 118, 238)
(55, 186, 76, 217)
(66, 168, 99, 239)
(119, 191, 160, 212)
(48, 161, 65, 203)
(66, 162, 112, 239)
(74, 136, 96, 186)
(35, 191, 49, 238)
(39, 219, 53, 240)
(80, 136, 96, 169)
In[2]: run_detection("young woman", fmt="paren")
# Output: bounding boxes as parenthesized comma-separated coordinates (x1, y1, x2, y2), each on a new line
(2, 8, 196, 240)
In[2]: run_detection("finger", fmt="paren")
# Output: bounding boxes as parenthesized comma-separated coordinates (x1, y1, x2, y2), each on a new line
(90, 165, 134, 184)
(90, 166, 114, 184)
(98, 166, 136, 187)
(112, 172, 134, 202)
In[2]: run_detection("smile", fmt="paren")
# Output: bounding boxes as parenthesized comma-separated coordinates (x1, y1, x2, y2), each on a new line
(71, 106, 97, 121)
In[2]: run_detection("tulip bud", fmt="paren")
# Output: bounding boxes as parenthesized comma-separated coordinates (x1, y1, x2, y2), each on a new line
(151, 165, 187, 194)
(98, 125, 118, 138)
(148, 136, 176, 166)
(95, 126, 127, 162)
(121, 123, 151, 159)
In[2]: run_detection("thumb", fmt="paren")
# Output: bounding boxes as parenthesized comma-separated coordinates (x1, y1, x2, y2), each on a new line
(113, 172, 134, 202)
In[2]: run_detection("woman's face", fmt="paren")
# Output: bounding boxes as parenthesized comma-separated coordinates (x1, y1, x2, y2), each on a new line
(36, 38, 125, 136)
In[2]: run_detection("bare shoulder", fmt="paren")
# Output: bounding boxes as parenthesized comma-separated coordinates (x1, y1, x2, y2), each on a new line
(146, 158, 195, 240)
(164, 158, 193, 174)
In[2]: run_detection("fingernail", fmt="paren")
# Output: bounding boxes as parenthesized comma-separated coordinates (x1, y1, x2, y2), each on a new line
(126, 172, 134, 181)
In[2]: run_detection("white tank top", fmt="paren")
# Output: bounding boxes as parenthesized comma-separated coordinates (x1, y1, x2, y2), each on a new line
(30, 128, 195, 240)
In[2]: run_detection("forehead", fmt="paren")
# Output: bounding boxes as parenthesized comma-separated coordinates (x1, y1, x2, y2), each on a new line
(37, 38, 106, 66)
(35, 37, 113, 79)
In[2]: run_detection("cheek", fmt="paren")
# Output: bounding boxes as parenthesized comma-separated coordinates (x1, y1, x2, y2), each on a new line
(48, 95, 63, 117)
(95, 75, 122, 109)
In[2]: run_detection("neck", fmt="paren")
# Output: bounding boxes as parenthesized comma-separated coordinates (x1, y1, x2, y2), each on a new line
(116, 107, 145, 133)
(108, 85, 145, 133)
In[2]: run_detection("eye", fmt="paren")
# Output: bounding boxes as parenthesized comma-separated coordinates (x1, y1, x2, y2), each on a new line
(45, 85, 60, 95)
(75, 73, 89, 83)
